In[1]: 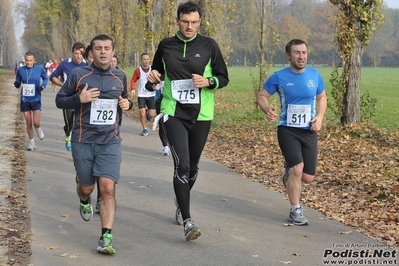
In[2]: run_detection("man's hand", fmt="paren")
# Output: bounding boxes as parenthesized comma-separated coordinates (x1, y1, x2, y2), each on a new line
(147, 71, 161, 83)
(40, 86, 45, 91)
(14, 81, 21, 88)
(130, 90, 136, 97)
(310, 116, 323, 132)
(79, 83, 100, 103)
(192, 74, 208, 88)
(266, 107, 278, 122)
(118, 96, 130, 111)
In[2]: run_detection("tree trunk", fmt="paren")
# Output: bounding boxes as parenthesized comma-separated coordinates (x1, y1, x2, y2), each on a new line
(341, 38, 364, 125)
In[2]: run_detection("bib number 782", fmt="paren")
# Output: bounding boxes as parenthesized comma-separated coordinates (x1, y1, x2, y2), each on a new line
(96, 110, 114, 121)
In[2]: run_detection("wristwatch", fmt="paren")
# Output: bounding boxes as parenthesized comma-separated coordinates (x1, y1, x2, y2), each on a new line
(208, 77, 216, 89)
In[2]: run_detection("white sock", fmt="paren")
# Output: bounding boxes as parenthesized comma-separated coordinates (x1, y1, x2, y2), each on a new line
(291, 205, 300, 211)
(30, 139, 35, 143)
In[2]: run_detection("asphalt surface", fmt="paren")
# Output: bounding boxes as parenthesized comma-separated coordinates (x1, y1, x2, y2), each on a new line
(1, 81, 397, 265)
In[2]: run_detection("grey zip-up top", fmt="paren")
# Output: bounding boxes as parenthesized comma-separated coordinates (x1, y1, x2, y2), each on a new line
(55, 64, 130, 144)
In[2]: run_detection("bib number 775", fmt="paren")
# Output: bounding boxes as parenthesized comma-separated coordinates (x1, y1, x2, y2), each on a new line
(171, 79, 200, 104)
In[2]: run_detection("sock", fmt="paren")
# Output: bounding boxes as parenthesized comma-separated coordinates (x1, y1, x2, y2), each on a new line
(291, 205, 300, 211)
(80, 199, 89, 205)
(30, 139, 35, 143)
(101, 228, 112, 238)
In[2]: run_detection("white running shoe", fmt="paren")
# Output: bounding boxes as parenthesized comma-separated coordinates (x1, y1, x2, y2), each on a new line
(27, 141, 35, 151)
(35, 127, 44, 140)
(162, 146, 170, 156)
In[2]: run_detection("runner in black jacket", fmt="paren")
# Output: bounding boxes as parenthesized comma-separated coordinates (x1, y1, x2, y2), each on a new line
(147, 1, 229, 241)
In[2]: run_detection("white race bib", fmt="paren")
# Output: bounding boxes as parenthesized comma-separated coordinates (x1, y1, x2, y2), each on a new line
(171, 79, 199, 104)
(90, 99, 118, 125)
(287, 104, 311, 127)
(22, 84, 35, 97)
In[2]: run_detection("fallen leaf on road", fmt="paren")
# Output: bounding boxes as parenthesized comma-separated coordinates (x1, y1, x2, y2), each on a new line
(60, 253, 79, 259)
(45, 246, 57, 250)
(339, 230, 352, 235)
(282, 223, 294, 227)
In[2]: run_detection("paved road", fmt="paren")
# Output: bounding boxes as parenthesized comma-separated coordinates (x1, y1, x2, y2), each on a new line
(2, 81, 396, 265)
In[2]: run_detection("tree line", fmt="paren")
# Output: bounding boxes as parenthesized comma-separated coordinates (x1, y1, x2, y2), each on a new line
(0, 0, 18, 67)
(0, 0, 395, 69)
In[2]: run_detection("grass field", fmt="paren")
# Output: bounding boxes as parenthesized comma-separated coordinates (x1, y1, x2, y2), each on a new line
(126, 66, 399, 129)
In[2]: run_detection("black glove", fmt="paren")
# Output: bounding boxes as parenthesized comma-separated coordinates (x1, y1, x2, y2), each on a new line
(40, 86, 45, 91)
(14, 81, 21, 88)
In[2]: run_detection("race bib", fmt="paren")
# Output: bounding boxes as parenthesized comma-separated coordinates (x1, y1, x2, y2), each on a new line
(90, 99, 118, 125)
(22, 84, 35, 97)
(171, 79, 199, 104)
(286, 104, 311, 127)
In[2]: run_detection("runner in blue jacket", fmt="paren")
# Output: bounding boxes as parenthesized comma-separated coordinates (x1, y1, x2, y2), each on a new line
(14, 51, 48, 151)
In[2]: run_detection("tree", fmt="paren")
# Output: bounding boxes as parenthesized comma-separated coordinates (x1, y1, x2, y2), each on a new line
(308, 1, 336, 65)
(329, 0, 384, 125)
(228, 0, 257, 66)
(275, 12, 311, 50)
(0, 0, 16, 66)
(250, 0, 279, 110)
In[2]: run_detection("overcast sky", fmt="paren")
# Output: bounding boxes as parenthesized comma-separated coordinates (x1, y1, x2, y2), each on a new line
(385, 0, 399, 9)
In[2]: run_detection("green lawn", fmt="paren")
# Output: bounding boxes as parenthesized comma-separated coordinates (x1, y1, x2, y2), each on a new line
(216, 66, 399, 129)
(127, 66, 399, 129)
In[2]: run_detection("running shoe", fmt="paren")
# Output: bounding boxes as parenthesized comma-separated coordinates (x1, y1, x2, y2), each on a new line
(27, 141, 35, 151)
(65, 137, 71, 151)
(282, 161, 289, 187)
(35, 127, 44, 140)
(287, 206, 309, 226)
(97, 232, 116, 254)
(162, 146, 170, 156)
(184, 219, 201, 241)
(141, 128, 149, 136)
(95, 199, 100, 214)
(174, 197, 183, 225)
(79, 198, 93, 221)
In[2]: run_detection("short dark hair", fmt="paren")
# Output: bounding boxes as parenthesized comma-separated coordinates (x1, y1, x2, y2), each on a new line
(285, 39, 308, 54)
(177, 1, 201, 19)
(72, 42, 85, 53)
(83, 45, 91, 59)
(90, 34, 115, 50)
(140, 52, 149, 58)
(25, 51, 34, 58)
